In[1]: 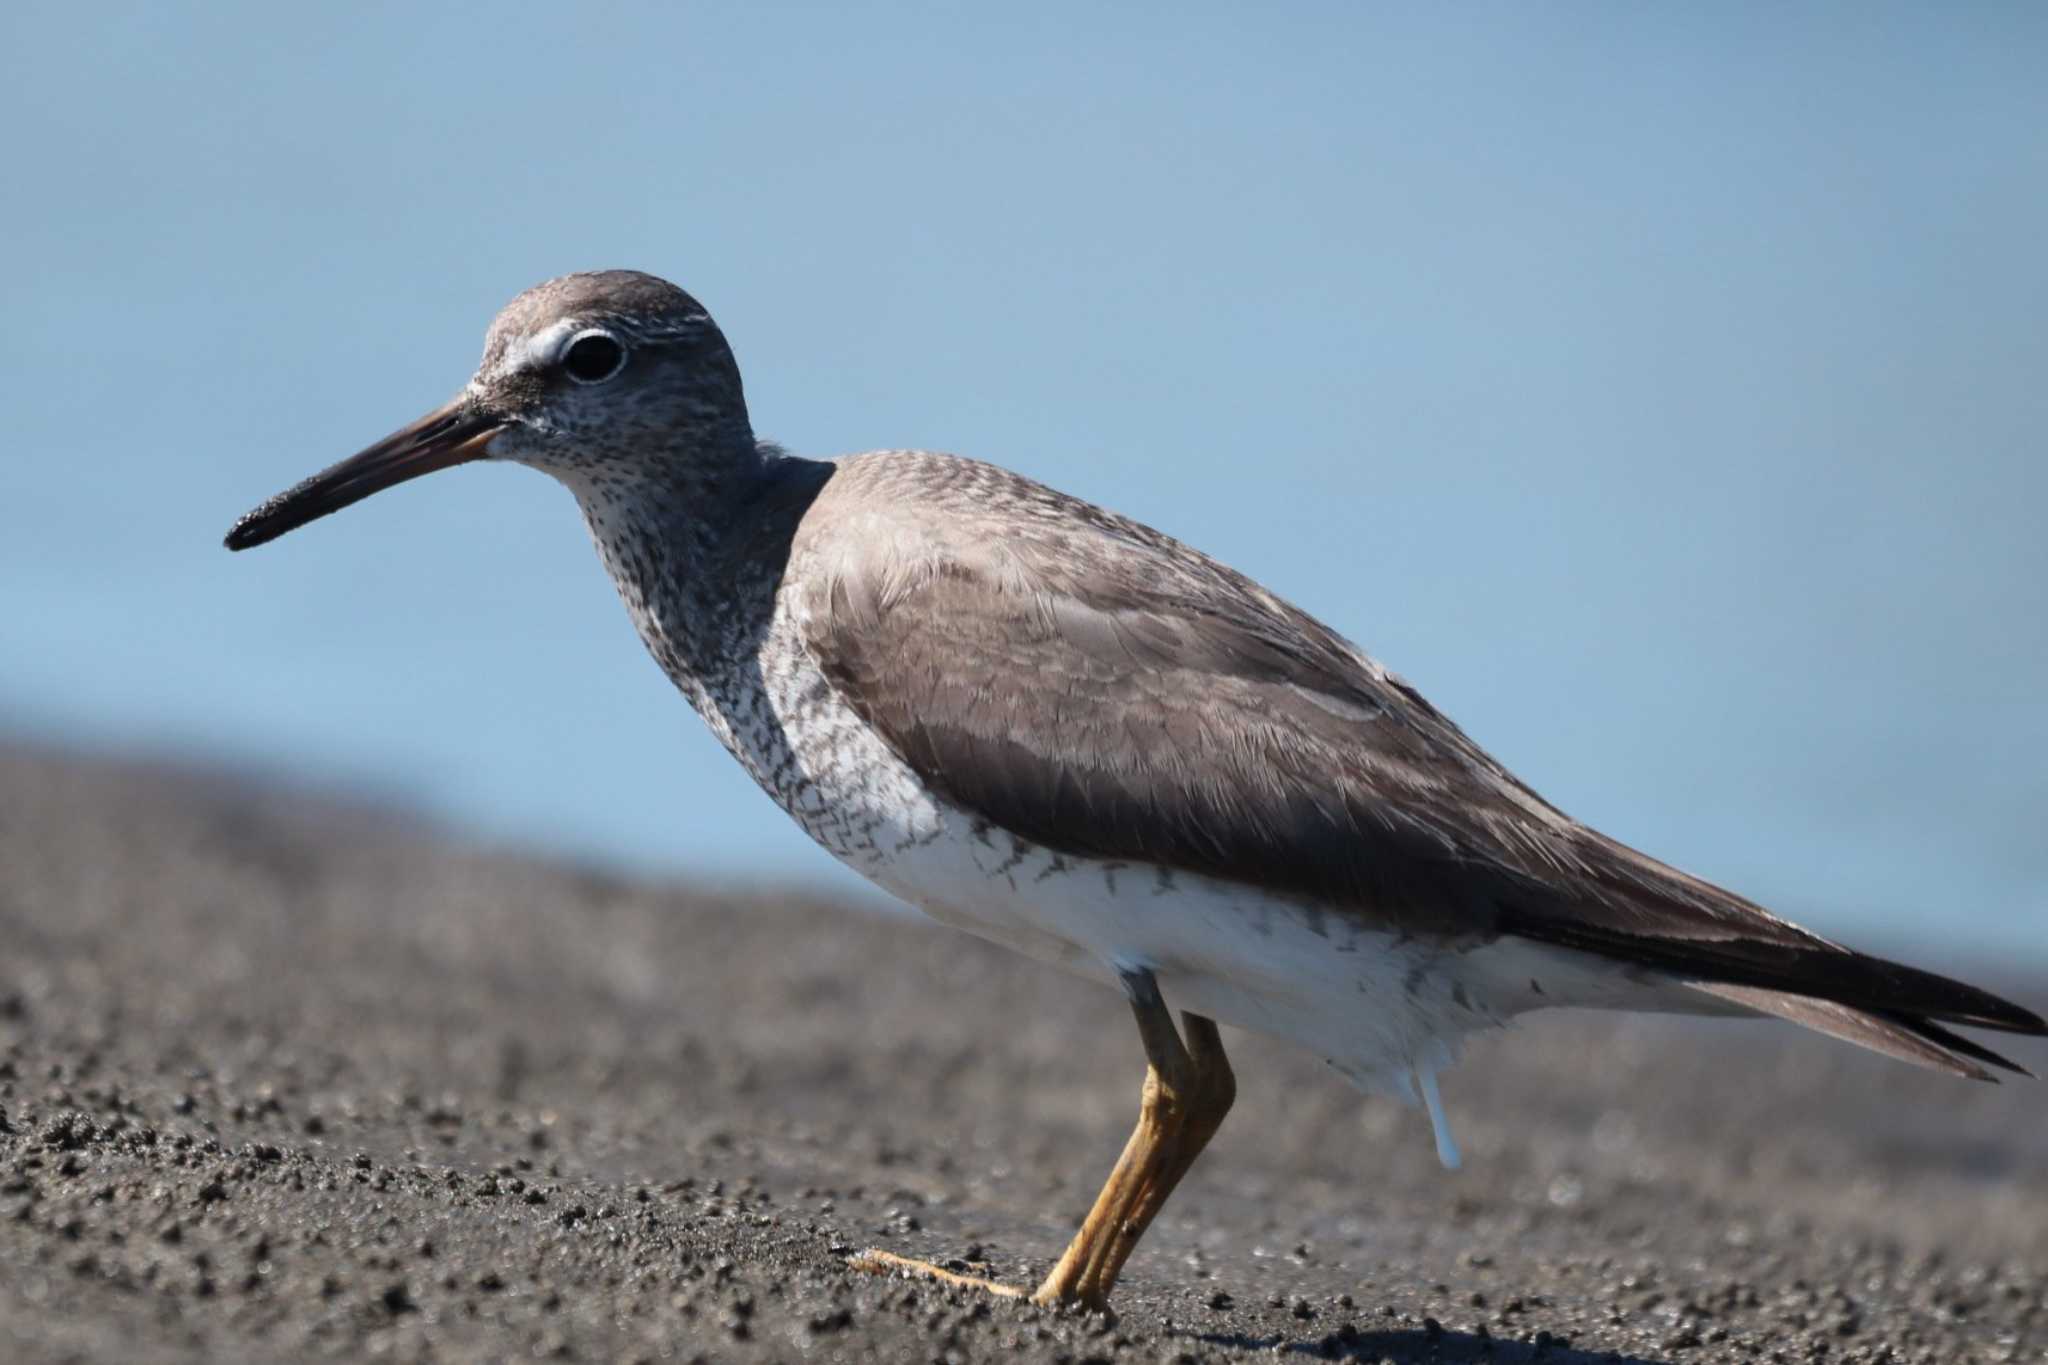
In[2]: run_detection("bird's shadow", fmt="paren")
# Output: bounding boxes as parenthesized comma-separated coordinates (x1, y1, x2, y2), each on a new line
(1188, 1323, 1670, 1364)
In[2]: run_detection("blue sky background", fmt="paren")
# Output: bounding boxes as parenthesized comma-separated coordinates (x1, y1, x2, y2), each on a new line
(4, 3, 2044, 959)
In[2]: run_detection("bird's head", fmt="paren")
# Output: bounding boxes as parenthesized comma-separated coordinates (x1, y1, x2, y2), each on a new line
(224, 270, 750, 551)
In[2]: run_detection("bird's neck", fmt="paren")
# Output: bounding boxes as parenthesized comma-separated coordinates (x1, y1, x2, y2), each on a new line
(564, 437, 825, 694)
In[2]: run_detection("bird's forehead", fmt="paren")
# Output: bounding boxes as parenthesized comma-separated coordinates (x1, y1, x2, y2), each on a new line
(474, 270, 708, 380)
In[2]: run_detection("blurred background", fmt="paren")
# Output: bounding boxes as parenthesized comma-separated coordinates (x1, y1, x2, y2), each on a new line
(5, 2, 2044, 958)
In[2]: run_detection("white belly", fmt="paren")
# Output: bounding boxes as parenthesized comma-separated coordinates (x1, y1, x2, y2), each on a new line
(862, 796, 1657, 1091)
(683, 599, 1684, 1168)
(853, 796, 1695, 1169)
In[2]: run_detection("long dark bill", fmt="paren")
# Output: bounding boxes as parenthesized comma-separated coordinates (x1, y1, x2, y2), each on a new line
(224, 399, 504, 551)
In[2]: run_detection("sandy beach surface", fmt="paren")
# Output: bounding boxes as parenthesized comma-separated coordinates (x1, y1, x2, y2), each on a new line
(1, 743, 2043, 1363)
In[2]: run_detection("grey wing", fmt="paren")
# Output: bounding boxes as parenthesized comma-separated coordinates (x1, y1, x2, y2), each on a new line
(795, 473, 2043, 1067)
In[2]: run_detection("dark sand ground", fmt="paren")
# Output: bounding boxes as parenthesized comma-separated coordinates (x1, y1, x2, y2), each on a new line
(2, 744, 2043, 1363)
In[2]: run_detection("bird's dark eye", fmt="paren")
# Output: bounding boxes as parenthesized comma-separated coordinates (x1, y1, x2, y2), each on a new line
(561, 330, 627, 384)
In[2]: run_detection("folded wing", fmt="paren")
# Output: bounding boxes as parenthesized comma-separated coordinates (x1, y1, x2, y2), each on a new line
(796, 456, 2044, 1078)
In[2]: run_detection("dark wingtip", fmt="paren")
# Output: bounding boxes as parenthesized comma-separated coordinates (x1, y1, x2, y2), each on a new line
(1508, 907, 2048, 1038)
(1898, 1014, 2039, 1079)
(2006, 1003, 2048, 1035)
(1962, 993, 2048, 1037)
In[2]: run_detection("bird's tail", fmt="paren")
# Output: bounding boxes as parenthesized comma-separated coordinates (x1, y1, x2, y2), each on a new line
(1495, 832, 2045, 1084)
(1687, 981, 2035, 1082)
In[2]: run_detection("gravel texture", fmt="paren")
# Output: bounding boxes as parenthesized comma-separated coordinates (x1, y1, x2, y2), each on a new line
(1, 742, 2044, 1363)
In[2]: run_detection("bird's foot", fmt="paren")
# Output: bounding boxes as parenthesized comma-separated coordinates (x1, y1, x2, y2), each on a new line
(846, 1248, 1034, 1302)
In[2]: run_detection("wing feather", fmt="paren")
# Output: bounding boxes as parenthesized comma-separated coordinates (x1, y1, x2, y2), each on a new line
(792, 454, 2045, 1053)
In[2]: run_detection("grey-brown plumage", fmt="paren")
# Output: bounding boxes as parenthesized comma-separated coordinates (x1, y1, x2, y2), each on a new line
(782, 450, 2038, 1074)
(225, 269, 2043, 1309)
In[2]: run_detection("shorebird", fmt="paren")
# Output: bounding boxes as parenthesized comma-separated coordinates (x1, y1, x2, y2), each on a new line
(227, 270, 2043, 1311)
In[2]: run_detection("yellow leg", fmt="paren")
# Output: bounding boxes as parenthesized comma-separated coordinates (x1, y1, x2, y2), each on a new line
(849, 969, 1236, 1312)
